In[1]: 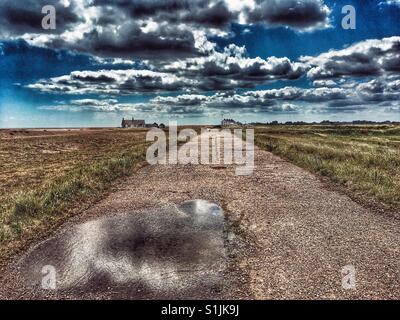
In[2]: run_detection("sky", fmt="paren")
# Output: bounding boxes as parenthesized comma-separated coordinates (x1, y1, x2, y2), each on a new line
(0, 0, 399, 128)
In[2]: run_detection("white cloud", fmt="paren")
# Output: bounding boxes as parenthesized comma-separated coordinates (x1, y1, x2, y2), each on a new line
(27, 69, 196, 95)
(302, 36, 400, 80)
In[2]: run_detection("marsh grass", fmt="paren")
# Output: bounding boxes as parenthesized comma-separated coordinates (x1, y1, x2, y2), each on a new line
(0, 129, 148, 245)
(255, 125, 400, 209)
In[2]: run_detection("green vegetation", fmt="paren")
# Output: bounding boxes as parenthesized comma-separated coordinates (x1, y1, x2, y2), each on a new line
(255, 125, 400, 210)
(1, 125, 399, 257)
(0, 129, 148, 248)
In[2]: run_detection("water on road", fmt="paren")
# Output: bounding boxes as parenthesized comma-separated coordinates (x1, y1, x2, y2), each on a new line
(13, 200, 227, 299)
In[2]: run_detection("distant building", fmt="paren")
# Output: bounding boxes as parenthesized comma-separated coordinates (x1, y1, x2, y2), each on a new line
(221, 119, 241, 126)
(145, 123, 159, 128)
(121, 117, 146, 128)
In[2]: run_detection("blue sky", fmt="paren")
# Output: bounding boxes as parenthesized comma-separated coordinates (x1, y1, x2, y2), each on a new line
(0, 0, 399, 127)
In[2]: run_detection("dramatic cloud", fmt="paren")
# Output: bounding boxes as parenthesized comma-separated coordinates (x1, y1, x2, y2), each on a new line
(1, 0, 210, 60)
(28, 36, 400, 96)
(26, 35, 400, 118)
(209, 86, 351, 106)
(0, 0, 81, 36)
(40, 74, 400, 116)
(356, 77, 400, 103)
(27, 69, 195, 94)
(40, 97, 211, 116)
(302, 37, 400, 80)
(0, 0, 332, 60)
(311, 76, 400, 110)
(27, 43, 306, 94)
(165, 78, 400, 113)
(93, 0, 235, 28)
(245, 0, 331, 30)
(3, 1, 398, 119)
(156, 44, 305, 90)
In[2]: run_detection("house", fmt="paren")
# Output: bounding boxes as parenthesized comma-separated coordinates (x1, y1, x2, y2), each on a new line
(145, 122, 159, 128)
(121, 117, 146, 128)
(221, 119, 241, 126)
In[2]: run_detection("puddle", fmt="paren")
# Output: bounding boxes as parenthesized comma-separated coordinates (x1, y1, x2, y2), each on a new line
(15, 200, 227, 298)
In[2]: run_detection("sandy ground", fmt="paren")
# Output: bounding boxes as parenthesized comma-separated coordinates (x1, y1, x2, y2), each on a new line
(0, 132, 399, 299)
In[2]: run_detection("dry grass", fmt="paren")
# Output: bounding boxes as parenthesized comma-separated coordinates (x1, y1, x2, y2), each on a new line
(1, 125, 399, 253)
(254, 125, 400, 210)
(0, 128, 149, 244)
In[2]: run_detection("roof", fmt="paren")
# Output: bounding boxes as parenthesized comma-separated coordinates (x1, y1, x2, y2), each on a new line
(122, 119, 145, 126)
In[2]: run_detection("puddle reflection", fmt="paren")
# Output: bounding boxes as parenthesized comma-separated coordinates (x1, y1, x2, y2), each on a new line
(16, 200, 227, 297)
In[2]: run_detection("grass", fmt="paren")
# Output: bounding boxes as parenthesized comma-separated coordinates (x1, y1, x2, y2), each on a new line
(254, 125, 400, 210)
(1, 124, 399, 254)
(0, 128, 149, 247)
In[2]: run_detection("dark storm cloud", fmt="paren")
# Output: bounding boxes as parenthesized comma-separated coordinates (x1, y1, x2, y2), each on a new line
(0, 0, 81, 36)
(104, 0, 234, 28)
(93, 0, 328, 29)
(182, 1, 234, 28)
(92, 0, 192, 18)
(0, 0, 209, 59)
(65, 22, 201, 60)
(71, 73, 116, 83)
(246, 0, 331, 30)
(0, 0, 333, 60)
